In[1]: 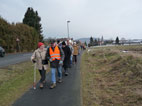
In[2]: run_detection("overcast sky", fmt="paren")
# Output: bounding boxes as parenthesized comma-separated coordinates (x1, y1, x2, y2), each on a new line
(0, 0, 142, 40)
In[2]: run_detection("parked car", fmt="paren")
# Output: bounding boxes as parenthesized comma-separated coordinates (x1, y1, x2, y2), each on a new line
(0, 46, 5, 57)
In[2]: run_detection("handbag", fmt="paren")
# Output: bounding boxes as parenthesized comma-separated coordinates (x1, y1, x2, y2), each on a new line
(42, 60, 48, 65)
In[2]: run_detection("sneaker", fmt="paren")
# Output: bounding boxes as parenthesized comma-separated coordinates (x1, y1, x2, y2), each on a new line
(65, 72, 68, 76)
(58, 79, 62, 83)
(43, 80, 46, 84)
(50, 83, 56, 89)
(40, 83, 43, 89)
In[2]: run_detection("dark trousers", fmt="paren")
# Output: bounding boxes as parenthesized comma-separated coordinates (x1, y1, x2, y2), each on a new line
(73, 55, 77, 63)
(63, 67, 68, 73)
(38, 67, 46, 83)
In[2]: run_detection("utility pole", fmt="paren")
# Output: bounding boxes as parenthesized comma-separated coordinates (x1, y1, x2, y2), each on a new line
(67, 20, 70, 39)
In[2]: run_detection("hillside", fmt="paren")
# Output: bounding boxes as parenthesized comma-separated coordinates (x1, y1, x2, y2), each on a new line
(77, 38, 90, 44)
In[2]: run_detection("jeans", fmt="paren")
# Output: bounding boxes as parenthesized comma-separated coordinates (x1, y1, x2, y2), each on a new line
(39, 67, 46, 83)
(57, 65, 62, 78)
(70, 55, 73, 65)
(51, 66, 62, 83)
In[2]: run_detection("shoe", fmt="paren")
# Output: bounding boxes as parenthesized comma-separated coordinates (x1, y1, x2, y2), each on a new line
(58, 79, 62, 83)
(50, 83, 56, 89)
(40, 83, 43, 89)
(65, 72, 68, 76)
(43, 80, 46, 84)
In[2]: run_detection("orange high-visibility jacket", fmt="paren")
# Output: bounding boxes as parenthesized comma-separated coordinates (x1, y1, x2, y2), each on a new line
(49, 46, 61, 61)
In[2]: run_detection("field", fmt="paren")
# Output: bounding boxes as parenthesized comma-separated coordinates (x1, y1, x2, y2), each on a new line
(0, 62, 40, 106)
(81, 45, 142, 106)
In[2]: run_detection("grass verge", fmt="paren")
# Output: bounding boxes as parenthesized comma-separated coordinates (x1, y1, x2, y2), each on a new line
(81, 45, 142, 106)
(0, 61, 40, 106)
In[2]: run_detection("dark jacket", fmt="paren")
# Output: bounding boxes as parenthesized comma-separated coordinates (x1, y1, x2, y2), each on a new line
(46, 46, 64, 68)
(62, 46, 71, 68)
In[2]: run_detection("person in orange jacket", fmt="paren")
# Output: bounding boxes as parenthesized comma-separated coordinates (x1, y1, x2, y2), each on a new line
(46, 40, 64, 89)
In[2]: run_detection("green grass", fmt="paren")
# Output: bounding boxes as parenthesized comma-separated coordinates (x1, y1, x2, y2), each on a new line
(81, 45, 142, 106)
(0, 61, 40, 106)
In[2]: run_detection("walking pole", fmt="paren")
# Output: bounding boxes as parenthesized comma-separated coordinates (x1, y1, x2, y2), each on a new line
(33, 63, 37, 90)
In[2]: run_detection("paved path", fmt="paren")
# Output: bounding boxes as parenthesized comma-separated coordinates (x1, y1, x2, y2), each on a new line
(0, 53, 32, 68)
(13, 53, 82, 106)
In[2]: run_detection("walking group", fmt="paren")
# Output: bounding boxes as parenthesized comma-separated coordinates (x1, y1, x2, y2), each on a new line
(31, 39, 79, 89)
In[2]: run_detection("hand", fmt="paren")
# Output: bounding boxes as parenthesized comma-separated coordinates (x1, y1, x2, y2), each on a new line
(49, 58, 53, 62)
(59, 60, 63, 65)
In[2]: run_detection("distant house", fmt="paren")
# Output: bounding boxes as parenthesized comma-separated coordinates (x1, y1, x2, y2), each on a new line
(119, 39, 142, 45)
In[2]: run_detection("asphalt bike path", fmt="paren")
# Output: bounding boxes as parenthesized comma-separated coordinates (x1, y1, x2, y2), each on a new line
(13, 53, 82, 106)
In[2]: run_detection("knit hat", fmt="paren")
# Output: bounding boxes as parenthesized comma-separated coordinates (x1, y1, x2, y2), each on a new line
(38, 42, 44, 48)
(62, 41, 66, 45)
(57, 40, 60, 44)
(50, 39, 56, 44)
